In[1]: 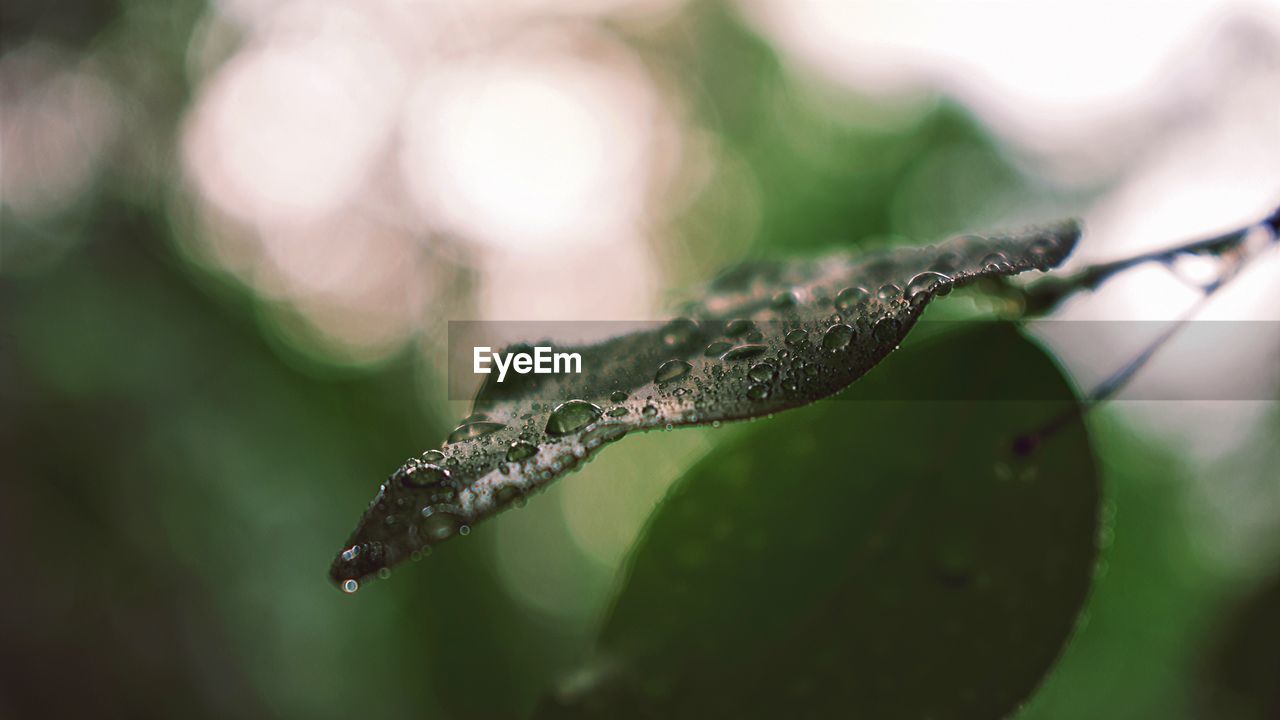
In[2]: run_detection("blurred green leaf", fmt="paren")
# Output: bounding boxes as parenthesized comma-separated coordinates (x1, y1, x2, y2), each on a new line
(332, 224, 1079, 588)
(538, 322, 1099, 719)
(1193, 571, 1280, 719)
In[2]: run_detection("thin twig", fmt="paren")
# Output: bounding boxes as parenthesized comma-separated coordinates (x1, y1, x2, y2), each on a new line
(1011, 203, 1278, 456)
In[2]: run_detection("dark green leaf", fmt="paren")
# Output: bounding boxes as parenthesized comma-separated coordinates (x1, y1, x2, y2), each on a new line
(538, 323, 1099, 719)
(331, 223, 1080, 588)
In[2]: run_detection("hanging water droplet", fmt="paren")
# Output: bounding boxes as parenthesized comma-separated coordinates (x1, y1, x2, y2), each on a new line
(341, 545, 360, 562)
(704, 341, 732, 357)
(446, 421, 505, 444)
(822, 323, 854, 351)
(722, 344, 767, 361)
(877, 283, 902, 301)
(662, 318, 697, 346)
(342, 579, 359, 594)
(377, 567, 391, 580)
(545, 400, 602, 436)
(421, 450, 445, 463)
(583, 423, 628, 448)
(725, 319, 754, 337)
(748, 363, 775, 382)
(746, 383, 771, 401)
(771, 291, 797, 309)
(904, 271, 951, 304)
(834, 286, 870, 313)
(506, 441, 536, 462)
(655, 359, 693, 383)
(419, 506, 463, 541)
(784, 329, 808, 347)
(610, 390, 629, 403)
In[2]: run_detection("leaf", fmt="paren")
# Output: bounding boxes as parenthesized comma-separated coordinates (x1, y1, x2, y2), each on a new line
(1194, 570, 1280, 719)
(537, 323, 1100, 719)
(330, 222, 1081, 588)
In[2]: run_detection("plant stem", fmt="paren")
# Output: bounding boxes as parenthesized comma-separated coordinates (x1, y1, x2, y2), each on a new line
(1019, 204, 1279, 315)
(1011, 203, 1278, 456)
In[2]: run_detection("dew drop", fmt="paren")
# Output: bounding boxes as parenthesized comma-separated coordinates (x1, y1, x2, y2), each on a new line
(610, 391, 629, 403)
(446, 421, 505, 444)
(873, 317, 901, 343)
(506, 441, 536, 462)
(421, 450, 445, 463)
(704, 341, 732, 357)
(642, 405, 658, 418)
(377, 567, 392, 580)
(784, 329, 808, 347)
(583, 423, 628, 447)
(834, 286, 870, 313)
(725, 319, 755, 337)
(981, 251, 1009, 271)
(905, 271, 951, 304)
(655, 359, 693, 383)
(662, 318, 698, 346)
(771, 291, 797, 309)
(545, 400, 602, 436)
(877, 283, 902, 301)
(822, 323, 854, 351)
(458, 525, 471, 536)
(419, 506, 463, 541)
(746, 384, 771, 401)
(399, 463, 451, 489)
(748, 363, 775, 383)
(342, 579, 359, 594)
(607, 407, 628, 418)
(722, 344, 767, 361)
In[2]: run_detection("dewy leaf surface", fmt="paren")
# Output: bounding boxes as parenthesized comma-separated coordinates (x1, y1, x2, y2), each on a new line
(537, 323, 1100, 719)
(330, 222, 1080, 588)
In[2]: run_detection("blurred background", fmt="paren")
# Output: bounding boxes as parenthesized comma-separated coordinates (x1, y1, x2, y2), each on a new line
(2, 0, 1279, 717)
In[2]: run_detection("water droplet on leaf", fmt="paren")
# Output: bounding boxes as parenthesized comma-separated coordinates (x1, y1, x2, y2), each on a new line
(546, 400, 602, 436)
(748, 363, 775, 382)
(419, 506, 464, 541)
(822, 323, 854, 351)
(506, 441, 536, 462)
(655, 359, 693, 383)
(877, 283, 902, 301)
(905, 271, 951, 304)
(834, 286, 869, 313)
(446, 421, 505, 444)
(704, 341, 732, 357)
(723, 344, 767, 361)
(662, 318, 697, 346)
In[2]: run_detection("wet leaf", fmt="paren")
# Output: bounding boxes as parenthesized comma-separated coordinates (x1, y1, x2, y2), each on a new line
(537, 323, 1100, 719)
(330, 222, 1080, 587)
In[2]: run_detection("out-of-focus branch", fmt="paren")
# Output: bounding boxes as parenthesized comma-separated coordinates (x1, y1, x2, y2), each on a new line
(1011, 203, 1278, 457)
(1018, 204, 1279, 316)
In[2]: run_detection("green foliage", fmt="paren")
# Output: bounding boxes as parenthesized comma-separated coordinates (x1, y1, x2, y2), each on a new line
(536, 323, 1099, 718)
(332, 224, 1080, 588)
